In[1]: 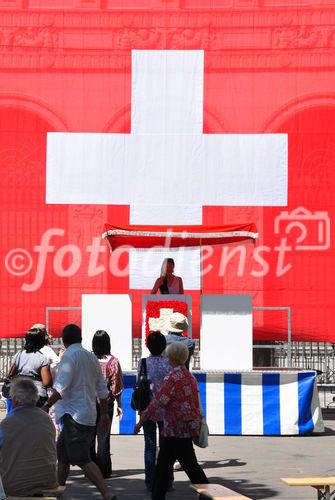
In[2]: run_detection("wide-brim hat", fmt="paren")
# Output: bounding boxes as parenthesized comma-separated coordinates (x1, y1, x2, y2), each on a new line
(30, 323, 46, 331)
(169, 312, 188, 333)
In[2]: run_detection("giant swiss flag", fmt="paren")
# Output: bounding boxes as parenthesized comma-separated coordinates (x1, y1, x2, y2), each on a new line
(0, 2, 334, 342)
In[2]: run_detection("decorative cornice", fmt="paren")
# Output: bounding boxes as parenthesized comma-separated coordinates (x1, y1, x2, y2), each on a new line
(0, 8, 335, 70)
(1, 7, 335, 29)
(1, 49, 335, 71)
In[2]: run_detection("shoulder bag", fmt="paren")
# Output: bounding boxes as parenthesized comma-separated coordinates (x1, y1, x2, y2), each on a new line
(130, 358, 151, 412)
(1, 351, 23, 399)
(193, 389, 209, 448)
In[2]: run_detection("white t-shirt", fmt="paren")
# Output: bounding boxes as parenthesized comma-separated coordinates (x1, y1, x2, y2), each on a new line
(12, 350, 49, 398)
(53, 343, 109, 426)
(40, 345, 59, 365)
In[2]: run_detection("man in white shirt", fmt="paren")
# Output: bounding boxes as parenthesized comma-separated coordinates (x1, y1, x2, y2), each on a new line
(42, 324, 117, 500)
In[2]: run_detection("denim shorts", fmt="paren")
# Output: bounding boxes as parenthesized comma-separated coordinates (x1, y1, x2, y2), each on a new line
(57, 413, 95, 466)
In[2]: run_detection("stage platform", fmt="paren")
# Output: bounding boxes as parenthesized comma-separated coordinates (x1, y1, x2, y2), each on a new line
(113, 370, 324, 436)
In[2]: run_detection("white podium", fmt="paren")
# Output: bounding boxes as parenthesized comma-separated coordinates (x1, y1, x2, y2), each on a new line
(82, 294, 133, 370)
(200, 294, 253, 371)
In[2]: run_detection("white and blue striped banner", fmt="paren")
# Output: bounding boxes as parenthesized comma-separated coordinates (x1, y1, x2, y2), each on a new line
(114, 371, 324, 436)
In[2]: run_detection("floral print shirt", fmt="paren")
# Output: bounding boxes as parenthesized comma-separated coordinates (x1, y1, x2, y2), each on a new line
(141, 364, 201, 438)
(137, 355, 171, 420)
(98, 355, 123, 400)
(137, 355, 171, 398)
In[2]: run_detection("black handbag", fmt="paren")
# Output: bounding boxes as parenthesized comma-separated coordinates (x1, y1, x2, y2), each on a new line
(1, 351, 23, 399)
(131, 358, 151, 412)
(1, 377, 11, 399)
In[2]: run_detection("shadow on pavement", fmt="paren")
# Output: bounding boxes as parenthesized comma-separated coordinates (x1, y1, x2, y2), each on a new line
(199, 458, 247, 469)
(109, 457, 246, 479)
(62, 470, 278, 499)
(63, 474, 199, 499)
(209, 476, 280, 499)
(320, 426, 335, 436)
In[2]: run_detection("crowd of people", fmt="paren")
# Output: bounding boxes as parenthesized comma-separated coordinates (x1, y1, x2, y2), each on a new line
(0, 312, 207, 500)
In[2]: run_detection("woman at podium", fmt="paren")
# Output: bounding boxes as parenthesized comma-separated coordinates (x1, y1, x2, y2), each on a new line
(151, 258, 184, 295)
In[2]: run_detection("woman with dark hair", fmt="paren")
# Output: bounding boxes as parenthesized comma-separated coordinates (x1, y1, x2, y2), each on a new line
(151, 258, 184, 295)
(30, 324, 60, 431)
(91, 330, 123, 478)
(137, 331, 172, 492)
(6, 329, 52, 409)
(30, 323, 59, 367)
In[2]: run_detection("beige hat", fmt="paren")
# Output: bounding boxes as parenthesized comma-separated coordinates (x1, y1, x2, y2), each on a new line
(169, 312, 188, 333)
(30, 323, 46, 330)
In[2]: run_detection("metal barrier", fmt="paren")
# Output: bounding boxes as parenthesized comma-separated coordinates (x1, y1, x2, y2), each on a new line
(252, 306, 292, 367)
(1, 338, 335, 381)
(0, 338, 25, 380)
(276, 342, 335, 383)
(0, 302, 333, 382)
(45, 306, 81, 333)
(0, 338, 65, 381)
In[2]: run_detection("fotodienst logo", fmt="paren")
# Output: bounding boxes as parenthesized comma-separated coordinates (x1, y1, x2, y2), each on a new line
(3, 207, 331, 291)
(274, 207, 330, 251)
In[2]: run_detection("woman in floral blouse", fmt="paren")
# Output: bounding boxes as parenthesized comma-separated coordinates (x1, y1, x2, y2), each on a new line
(135, 342, 208, 500)
(138, 332, 172, 492)
(91, 330, 123, 478)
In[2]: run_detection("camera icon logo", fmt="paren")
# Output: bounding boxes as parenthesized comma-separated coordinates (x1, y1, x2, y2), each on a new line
(274, 206, 331, 251)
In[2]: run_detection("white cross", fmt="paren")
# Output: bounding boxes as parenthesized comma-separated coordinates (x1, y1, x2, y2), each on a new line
(148, 308, 174, 335)
(46, 50, 287, 225)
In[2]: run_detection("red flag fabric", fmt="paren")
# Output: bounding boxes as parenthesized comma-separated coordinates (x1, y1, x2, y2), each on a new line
(1, 2, 335, 344)
(103, 223, 258, 250)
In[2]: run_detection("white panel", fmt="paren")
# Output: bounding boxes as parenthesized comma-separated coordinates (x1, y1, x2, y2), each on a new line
(131, 50, 204, 134)
(130, 204, 202, 225)
(206, 373, 225, 434)
(241, 372, 263, 435)
(129, 247, 201, 290)
(46, 132, 287, 207)
(279, 373, 299, 435)
(201, 295, 252, 371)
(203, 133, 287, 206)
(81, 294, 132, 370)
(311, 381, 325, 433)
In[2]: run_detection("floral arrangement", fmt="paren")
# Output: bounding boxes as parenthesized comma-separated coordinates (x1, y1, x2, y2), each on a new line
(145, 300, 188, 338)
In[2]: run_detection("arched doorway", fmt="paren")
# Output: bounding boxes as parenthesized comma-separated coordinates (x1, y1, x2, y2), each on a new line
(261, 102, 335, 342)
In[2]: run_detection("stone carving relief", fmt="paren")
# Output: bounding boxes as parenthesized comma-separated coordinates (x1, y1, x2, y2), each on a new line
(71, 205, 106, 249)
(1, 26, 59, 51)
(273, 26, 335, 49)
(0, 9, 334, 69)
(116, 28, 161, 49)
(115, 27, 216, 49)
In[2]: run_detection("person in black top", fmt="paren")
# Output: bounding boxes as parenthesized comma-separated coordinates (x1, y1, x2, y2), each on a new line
(151, 258, 184, 295)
